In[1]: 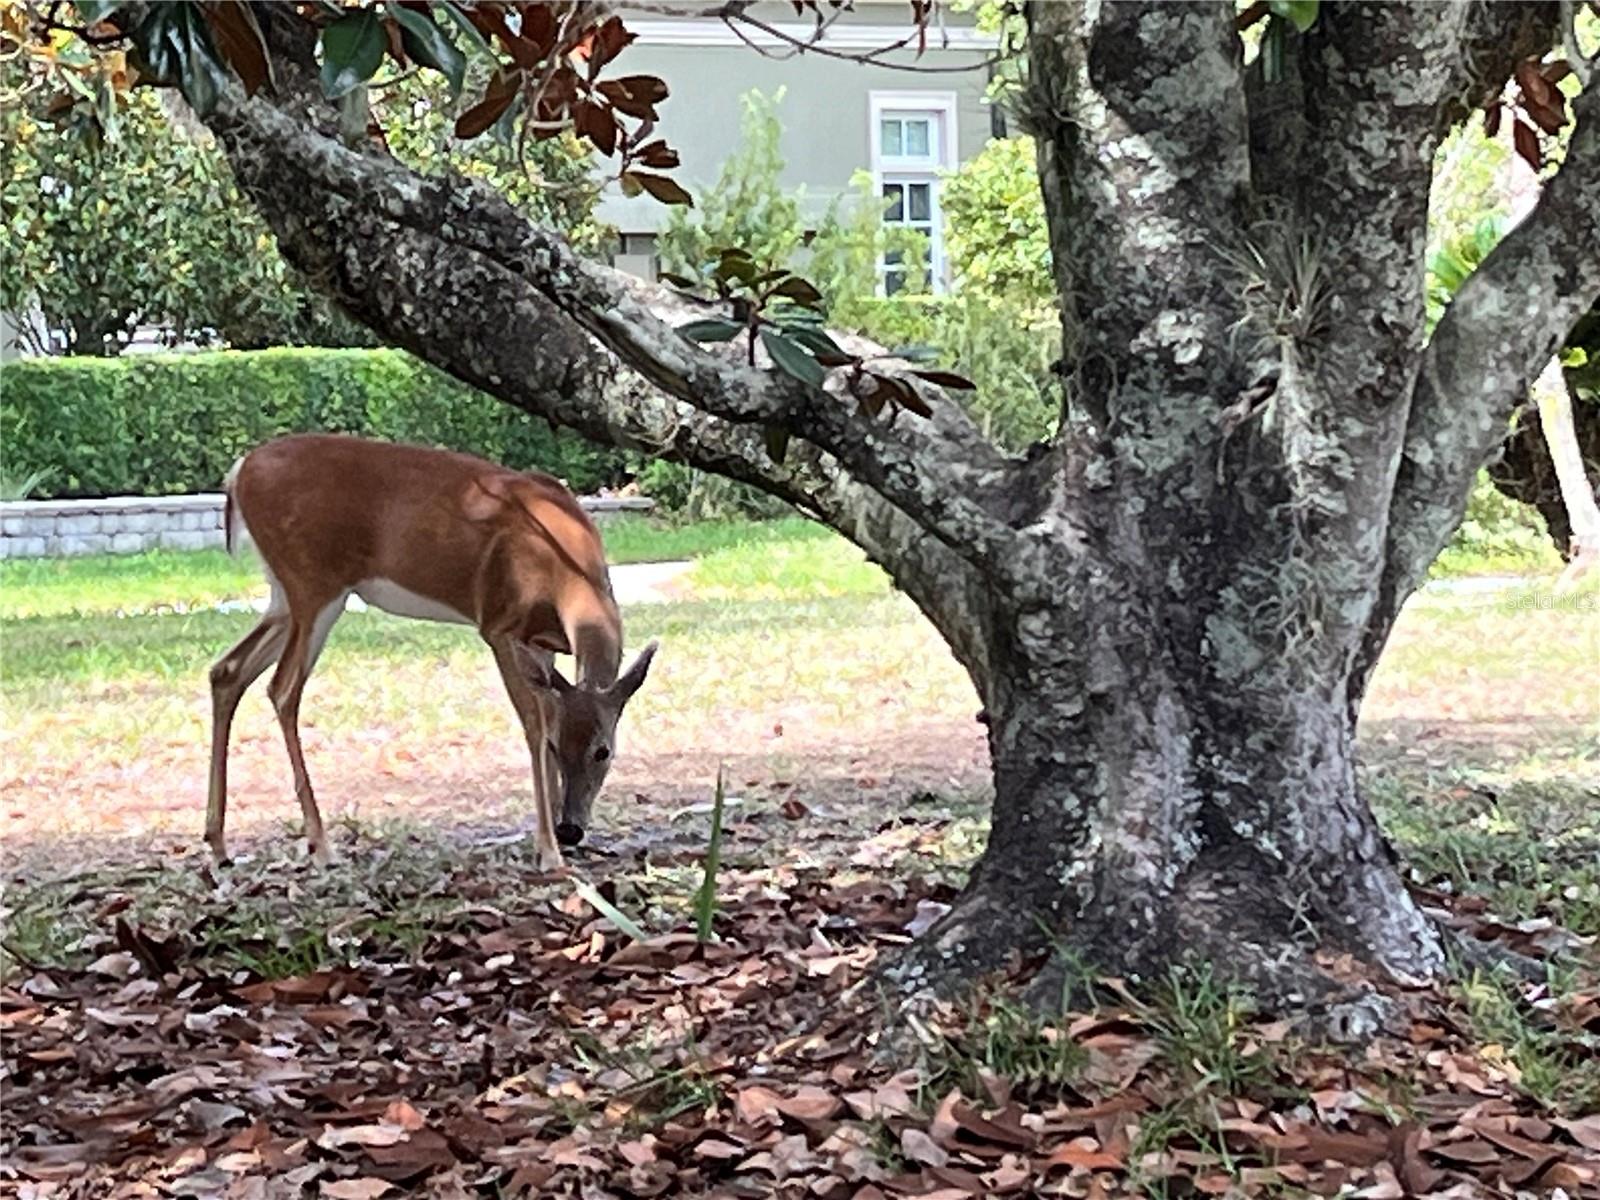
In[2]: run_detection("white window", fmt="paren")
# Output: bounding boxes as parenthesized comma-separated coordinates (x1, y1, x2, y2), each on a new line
(870, 92, 958, 295)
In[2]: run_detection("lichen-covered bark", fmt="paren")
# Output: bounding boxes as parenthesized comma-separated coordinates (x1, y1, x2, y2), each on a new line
(181, 2, 1600, 1031)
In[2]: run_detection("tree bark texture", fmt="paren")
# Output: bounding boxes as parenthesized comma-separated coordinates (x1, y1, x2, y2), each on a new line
(188, 2, 1600, 1029)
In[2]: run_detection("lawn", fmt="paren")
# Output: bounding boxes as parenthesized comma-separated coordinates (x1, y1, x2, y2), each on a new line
(3, 521, 1597, 1197)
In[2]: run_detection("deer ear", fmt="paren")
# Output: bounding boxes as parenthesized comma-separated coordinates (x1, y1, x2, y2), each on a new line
(608, 640, 658, 705)
(513, 642, 575, 695)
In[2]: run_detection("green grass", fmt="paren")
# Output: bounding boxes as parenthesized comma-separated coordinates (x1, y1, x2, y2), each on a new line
(0, 516, 834, 621)
(1454, 965, 1600, 1116)
(922, 994, 1091, 1101)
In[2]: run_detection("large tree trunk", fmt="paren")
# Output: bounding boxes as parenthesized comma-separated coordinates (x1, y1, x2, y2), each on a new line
(179, 1, 1600, 1034)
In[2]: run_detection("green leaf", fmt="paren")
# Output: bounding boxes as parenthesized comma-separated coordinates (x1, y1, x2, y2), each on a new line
(128, 4, 231, 117)
(1266, 0, 1319, 33)
(659, 272, 698, 290)
(782, 324, 852, 366)
(572, 880, 649, 943)
(678, 318, 743, 342)
(771, 276, 823, 307)
(320, 11, 388, 101)
(890, 343, 939, 364)
(760, 328, 825, 388)
(390, 5, 466, 96)
(713, 249, 758, 285)
(1260, 18, 1286, 82)
(763, 424, 791, 465)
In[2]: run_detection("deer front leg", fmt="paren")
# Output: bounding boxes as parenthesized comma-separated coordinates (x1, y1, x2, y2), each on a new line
(489, 638, 566, 873)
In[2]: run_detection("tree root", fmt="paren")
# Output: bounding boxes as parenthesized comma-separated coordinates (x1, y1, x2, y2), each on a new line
(1443, 926, 1548, 983)
(872, 843, 1448, 1048)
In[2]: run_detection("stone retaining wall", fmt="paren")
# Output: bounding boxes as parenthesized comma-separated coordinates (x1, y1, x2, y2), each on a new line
(0, 494, 655, 559)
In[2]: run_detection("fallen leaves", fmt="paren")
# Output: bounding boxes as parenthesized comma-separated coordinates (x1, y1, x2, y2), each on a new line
(2, 828, 1597, 1199)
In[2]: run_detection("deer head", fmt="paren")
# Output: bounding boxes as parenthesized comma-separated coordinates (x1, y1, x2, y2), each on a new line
(519, 640, 657, 846)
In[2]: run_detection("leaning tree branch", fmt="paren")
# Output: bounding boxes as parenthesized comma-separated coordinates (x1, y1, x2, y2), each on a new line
(194, 10, 1023, 574)
(1358, 79, 1600, 682)
(367, 223, 1001, 684)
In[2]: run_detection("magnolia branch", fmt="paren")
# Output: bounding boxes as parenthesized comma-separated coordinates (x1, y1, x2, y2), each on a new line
(204, 69, 1021, 572)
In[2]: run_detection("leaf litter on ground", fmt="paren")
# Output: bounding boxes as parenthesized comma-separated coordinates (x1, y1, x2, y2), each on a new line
(2, 816, 1597, 1199)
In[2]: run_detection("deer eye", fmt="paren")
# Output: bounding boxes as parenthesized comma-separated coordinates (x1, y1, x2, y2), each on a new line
(594, 746, 611, 763)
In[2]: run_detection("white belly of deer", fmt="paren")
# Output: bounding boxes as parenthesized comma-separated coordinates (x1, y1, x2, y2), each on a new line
(353, 578, 473, 625)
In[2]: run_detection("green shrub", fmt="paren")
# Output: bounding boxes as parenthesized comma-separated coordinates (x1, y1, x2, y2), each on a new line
(0, 348, 624, 498)
(941, 135, 1055, 317)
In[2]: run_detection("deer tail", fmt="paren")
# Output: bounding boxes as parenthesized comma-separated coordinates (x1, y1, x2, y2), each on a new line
(222, 458, 244, 557)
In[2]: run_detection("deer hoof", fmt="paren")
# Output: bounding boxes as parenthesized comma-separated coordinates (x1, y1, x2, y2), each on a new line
(535, 846, 567, 874)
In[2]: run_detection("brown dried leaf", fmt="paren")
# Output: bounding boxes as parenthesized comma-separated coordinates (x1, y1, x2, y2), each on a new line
(776, 1085, 842, 1122)
(901, 1128, 950, 1167)
(321, 1180, 393, 1200)
(1555, 1114, 1600, 1150)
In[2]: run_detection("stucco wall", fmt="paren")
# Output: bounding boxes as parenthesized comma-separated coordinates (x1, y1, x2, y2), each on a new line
(594, 11, 996, 235)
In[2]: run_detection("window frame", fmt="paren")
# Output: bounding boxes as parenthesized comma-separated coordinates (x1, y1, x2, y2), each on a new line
(869, 91, 959, 295)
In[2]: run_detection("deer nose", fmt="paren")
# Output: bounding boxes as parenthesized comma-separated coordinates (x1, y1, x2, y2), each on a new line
(556, 822, 585, 847)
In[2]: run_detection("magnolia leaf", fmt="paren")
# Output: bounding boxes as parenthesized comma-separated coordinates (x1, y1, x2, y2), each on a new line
(390, 5, 466, 96)
(454, 70, 518, 139)
(761, 328, 825, 388)
(889, 343, 939, 364)
(763, 424, 791, 465)
(1513, 120, 1541, 170)
(320, 11, 388, 100)
(874, 374, 933, 418)
(911, 369, 976, 391)
(658, 272, 698, 290)
(771, 276, 823, 307)
(130, 5, 231, 117)
(636, 139, 680, 169)
(631, 171, 693, 207)
(783, 325, 852, 367)
(200, 2, 270, 95)
(679, 318, 743, 343)
(713, 249, 757, 284)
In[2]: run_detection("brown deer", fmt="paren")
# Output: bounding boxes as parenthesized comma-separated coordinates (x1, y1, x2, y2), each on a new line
(206, 434, 656, 868)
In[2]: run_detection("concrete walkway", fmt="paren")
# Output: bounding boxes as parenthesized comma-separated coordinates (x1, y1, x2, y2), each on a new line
(334, 558, 696, 614)
(609, 560, 697, 605)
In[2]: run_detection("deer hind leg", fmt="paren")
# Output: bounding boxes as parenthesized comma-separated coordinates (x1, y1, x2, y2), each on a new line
(488, 638, 565, 873)
(267, 592, 348, 864)
(206, 608, 290, 863)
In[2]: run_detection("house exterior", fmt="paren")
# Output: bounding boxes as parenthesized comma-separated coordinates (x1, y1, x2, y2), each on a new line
(598, 2, 1001, 290)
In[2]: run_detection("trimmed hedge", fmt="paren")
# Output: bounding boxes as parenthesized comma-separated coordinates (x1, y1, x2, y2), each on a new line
(0, 347, 626, 499)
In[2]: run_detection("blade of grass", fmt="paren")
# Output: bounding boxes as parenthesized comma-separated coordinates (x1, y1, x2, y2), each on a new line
(572, 879, 650, 943)
(694, 768, 727, 943)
